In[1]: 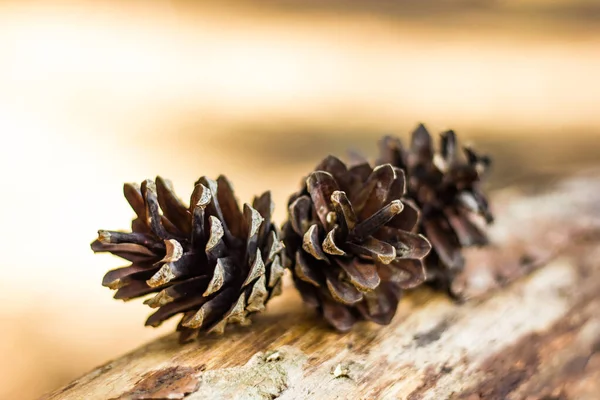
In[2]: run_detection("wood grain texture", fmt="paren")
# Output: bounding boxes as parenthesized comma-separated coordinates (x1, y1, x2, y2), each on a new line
(44, 171, 600, 400)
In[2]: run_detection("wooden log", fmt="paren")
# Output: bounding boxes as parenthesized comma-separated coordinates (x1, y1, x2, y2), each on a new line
(44, 171, 600, 400)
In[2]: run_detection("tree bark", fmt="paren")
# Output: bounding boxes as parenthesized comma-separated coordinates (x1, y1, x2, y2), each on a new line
(44, 171, 600, 400)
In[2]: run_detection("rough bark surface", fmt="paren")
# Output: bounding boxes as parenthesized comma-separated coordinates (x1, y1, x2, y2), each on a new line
(44, 171, 600, 400)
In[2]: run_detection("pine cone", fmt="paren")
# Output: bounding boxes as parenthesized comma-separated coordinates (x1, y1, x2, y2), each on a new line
(377, 124, 493, 291)
(91, 176, 285, 341)
(282, 156, 431, 331)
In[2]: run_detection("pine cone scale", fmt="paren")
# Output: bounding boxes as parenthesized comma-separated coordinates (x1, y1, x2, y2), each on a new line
(196, 177, 238, 245)
(141, 180, 175, 240)
(336, 258, 380, 291)
(265, 231, 285, 265)
(97, 231, 159, 249)
(147, 251, 198, 288)
(356, 283, 401, 324)
(302, 224, 329, 261)
(161, 240, 183, 264)
(330, 191, 357, 232)
(350, 199, 403, 241)
(445, 208, 488, 246)
(324, 270, 364, 305)
(306, 171, 340, 229)
(458, 191, 493, 223)
(422, 218, 464, 271)
(146, 263, 176, 288)
(289, 196, 312, 235)
(322, 227, 346, 256)
(182, 286, 238, 330)
(351, 164, 397, 218)
(242, 249, 266, 287)
(91, 241, 157, 262)
(315, 155, 354, 191)
(374, 227, 431, 260)
(155, 177, 191, 235)
(321, 298, 357, 332)
(123, 183, 147, 221)
(146, 293, 208, 327)
(266, 254, 284, 288)
(143, 276, 209, 308)
(294, 251, 323, 286)
(101, 263, 153, 290)
(377, 136, 406, 170)
(202, 258, 231, 296)
(344, 237, 396, 264)
(386, 259, 427, 289)
(215, 176, 244, 238)
(204, 216, 226, 258)
(409, 124, 434, 163)
(253, 192, 274, 239)
(388, 199, 420, 232)
(246, 274, 269, 312)
(242, 204, 263, 265)
(347, 163, 372, 188)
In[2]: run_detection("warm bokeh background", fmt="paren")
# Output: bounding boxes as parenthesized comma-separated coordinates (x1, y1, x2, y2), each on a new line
(1, 1, 599, 398)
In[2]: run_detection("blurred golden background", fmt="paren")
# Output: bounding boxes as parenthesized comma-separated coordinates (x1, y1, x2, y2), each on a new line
(1, 1, 599, 398)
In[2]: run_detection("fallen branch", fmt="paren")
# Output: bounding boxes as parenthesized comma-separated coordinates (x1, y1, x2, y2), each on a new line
(45, 171, 600, 400)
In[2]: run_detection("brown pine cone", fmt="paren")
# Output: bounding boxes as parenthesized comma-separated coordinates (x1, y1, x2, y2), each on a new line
(377, 124, 493, 292)
(282, 156, 431, 331)
(91, 176, 285, 342)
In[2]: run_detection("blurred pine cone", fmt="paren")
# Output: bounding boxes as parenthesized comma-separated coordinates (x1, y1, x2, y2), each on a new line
(282, 156, 431, 331)
(92, 176, 285, 341)
(377, 124, 493, 292)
